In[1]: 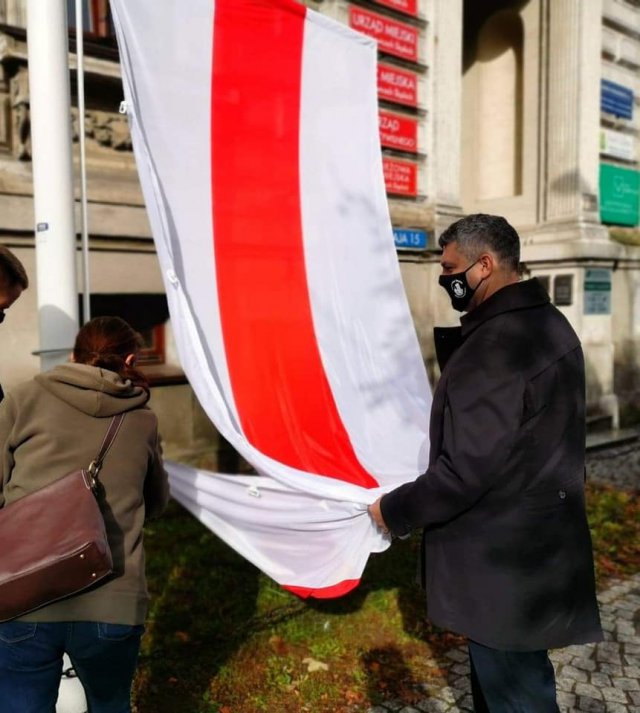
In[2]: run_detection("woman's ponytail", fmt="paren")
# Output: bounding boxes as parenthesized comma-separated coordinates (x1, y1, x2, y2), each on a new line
(73, 316, 149, 391)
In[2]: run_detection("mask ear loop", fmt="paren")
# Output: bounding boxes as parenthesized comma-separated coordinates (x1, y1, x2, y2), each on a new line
(465, 258, 489, 293)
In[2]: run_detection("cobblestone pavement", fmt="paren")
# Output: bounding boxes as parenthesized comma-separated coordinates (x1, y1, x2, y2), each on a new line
(368, 573, 640, 713)
(587, 440, 640, 492)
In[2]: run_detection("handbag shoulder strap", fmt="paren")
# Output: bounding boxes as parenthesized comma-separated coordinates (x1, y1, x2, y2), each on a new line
(87, 413, 126, 483)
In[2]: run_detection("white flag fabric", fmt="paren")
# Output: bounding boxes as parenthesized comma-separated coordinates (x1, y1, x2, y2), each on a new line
(111, 0, 431, 597)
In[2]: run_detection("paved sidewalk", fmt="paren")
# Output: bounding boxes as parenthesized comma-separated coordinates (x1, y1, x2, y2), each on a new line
(587, 438, 640, 491)
(368, 573, 640, 713)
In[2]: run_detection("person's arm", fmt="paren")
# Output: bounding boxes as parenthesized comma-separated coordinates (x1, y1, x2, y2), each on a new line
(0, 394, 17, 509)
(379, 356, 525, 536)
(144, 429, 170, 520)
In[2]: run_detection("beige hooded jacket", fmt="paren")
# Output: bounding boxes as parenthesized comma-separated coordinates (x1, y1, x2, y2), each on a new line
(0, 363, 169, 625)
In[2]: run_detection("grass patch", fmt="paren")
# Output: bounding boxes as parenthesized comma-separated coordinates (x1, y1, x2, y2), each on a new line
(133, 482, 639, 712)
(586, 482, 640, 585)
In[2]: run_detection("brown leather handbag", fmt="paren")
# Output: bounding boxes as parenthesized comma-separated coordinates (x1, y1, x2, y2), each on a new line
(0, 413, 125, 622)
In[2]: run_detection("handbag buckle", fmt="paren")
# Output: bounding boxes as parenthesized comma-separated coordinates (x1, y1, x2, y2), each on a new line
(87, 461, 100, 490)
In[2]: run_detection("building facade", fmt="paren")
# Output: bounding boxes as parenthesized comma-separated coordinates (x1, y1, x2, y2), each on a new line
(0, 0, 637, 459)
(311, 0, 640, 428)
(0, 0, 218, 454)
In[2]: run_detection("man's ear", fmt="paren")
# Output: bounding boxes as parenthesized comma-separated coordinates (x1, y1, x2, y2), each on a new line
(125, 353, 137, 367)
(479, 252, 495, 276)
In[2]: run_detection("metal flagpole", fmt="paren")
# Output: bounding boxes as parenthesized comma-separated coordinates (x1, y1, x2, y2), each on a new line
(27, 0, 79, 372)
(75, 0, 91, 323)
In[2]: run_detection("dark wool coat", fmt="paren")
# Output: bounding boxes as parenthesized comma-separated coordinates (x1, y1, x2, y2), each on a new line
(381, 279, 603, 651)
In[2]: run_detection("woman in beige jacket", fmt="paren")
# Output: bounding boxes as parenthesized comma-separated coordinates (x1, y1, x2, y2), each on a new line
(0, 316, 169, 713)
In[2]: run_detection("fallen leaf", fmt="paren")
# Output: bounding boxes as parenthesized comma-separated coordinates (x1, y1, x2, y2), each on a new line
(302, 657, 329, 673)
(268, 635, 289, 655)
(345, 689, 363, 703)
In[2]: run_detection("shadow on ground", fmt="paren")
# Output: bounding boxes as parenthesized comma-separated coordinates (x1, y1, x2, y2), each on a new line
(133, 500, 261, 713)
(305, 532, 463, 710)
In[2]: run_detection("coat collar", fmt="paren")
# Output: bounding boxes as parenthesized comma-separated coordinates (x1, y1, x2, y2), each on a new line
(434, 326, 463, 371)
(460, 278, 550, 338)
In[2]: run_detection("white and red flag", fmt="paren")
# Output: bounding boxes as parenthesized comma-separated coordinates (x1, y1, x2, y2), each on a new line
(110, 0, 431, 597)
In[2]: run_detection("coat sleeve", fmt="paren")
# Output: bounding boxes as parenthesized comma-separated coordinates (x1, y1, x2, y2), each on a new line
(143, 428, 170, 520)
(0, 394, 17, 509)
(381, 352, 525, 536)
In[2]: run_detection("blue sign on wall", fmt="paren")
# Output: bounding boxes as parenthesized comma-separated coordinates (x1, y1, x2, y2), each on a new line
(393, 228, 427, 250)
(601, 79, 634, 120)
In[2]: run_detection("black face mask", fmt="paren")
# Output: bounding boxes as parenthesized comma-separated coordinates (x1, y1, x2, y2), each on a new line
(438, 261, 485, 312)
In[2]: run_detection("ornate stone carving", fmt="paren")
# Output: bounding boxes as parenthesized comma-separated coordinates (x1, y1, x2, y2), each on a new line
(7, 81, 134, 161)
(71, 109, 133, 152)
(4, 63, 133, 160)
(10, 67, 30, 160)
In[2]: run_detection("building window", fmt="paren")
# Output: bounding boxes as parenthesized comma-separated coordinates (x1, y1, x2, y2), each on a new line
(67, 0, 113, 38)
(78, 293, 169, 365)
(138, 324, 166, 366)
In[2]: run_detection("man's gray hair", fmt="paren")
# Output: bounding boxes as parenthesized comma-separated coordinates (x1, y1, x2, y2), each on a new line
(439, 214, 520, 272)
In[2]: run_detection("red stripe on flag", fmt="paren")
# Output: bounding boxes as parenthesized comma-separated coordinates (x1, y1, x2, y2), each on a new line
(283, 579, 361, 599)
(211, 0, 378, 488)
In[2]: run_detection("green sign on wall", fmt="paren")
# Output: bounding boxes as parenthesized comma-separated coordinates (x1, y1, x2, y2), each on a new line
(599, 163, 640, 226)
(584, 268, 611, 316)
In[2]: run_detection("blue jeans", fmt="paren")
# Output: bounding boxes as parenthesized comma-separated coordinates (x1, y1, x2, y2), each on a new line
(468, 640, 560, 713)
(0, 620, 144, 713)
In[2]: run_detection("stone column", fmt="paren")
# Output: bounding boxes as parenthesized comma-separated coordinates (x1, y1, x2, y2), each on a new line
(526, 0, 620, 428)
(537, 0, 608, 244)
(430, 0, 464, 237)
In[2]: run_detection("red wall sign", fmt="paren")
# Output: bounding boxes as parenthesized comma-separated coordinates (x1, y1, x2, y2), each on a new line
(379, 110, 418, 153)
(383, 158, 418, 197)
(377, 63, 418, 107)
(372, 0, 419, 18)
(349, 6, 419, 62)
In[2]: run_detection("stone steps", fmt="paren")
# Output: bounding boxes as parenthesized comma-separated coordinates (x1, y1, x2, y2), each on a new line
(586, 427, 640, 453)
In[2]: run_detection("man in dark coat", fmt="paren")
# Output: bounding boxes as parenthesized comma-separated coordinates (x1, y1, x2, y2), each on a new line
(369, 214, 602, 712)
